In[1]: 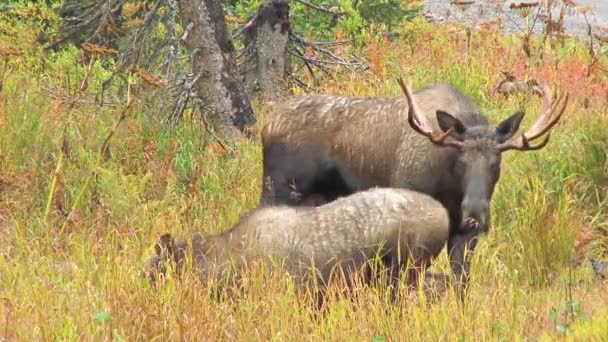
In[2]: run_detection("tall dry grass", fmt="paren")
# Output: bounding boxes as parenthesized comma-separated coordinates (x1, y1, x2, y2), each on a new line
(0, 6, 607, 341)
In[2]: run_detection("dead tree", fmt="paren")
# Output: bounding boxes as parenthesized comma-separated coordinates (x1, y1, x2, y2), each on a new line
(231, 0, 368, 94)
(44, 0, 368, 132)
(180, 0, 256, 139)
(241, 0, 291, 102)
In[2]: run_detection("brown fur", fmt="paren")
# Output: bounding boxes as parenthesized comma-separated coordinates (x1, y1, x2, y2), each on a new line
(260, 85, 487, 197)
(143, 233, 187, 285)
(492, 79, 544, 98)
(143, 187, 450, 304)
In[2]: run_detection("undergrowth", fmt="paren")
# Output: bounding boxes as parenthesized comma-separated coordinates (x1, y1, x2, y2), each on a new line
(0, 6, 607, 342)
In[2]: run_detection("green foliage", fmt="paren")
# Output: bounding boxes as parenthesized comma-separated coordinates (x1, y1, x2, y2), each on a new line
(96, 167, 153, 221)
(356, 0, 420, 32)
(93, 311, 112, 323)
(224, 0, 422, 43)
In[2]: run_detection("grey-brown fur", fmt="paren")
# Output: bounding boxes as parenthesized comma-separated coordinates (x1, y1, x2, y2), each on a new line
(492, 78, 544, 98)
(144, 187, 450, 303)
(143, 233, 187, 285)
(259, 81, 557, 299)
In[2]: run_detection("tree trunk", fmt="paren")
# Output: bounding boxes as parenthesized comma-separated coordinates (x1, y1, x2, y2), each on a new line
(243, 0, 291, 102)
(179, 0, 256, 139)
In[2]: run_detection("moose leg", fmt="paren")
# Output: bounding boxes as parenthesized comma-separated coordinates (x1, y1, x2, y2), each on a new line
(422, 271, 450, 302)
(447, 230, 479, 303)
(311, 164, 361, 203)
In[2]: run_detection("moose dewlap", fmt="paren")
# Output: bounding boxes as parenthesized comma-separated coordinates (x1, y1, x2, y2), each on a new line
(144, 187, 450, 298)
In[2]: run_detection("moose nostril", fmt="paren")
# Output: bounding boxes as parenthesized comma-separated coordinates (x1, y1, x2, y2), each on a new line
(462, 199, 488, 217)
(462, 198, 490, 231)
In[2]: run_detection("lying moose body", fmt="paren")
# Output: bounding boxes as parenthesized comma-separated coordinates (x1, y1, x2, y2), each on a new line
(259, 77, 568, 297)
(145, 187, 450, 301)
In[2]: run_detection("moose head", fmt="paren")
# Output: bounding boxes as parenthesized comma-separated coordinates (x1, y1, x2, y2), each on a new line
(397, 78, 569, 233)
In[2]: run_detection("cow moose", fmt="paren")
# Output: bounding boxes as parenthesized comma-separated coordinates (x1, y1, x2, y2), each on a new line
(258, 77, 569, 299)
(144, 187, 451, 305)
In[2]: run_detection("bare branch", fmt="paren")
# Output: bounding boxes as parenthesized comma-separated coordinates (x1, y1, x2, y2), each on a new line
(293, 0, 344, 17)
(290, 31, 353, 47)
(289, 44, 317, 82)
(163, 0, 179, 76)
(232, 13, 259, 40)
(288, 31, 368, 76)
(38, 83, 121, 108)
(165, 72, 202, 124)
(285, 71, 323, 93)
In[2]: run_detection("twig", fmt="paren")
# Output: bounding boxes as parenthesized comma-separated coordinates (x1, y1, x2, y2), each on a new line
(124, 0, 163, 66)
(2, 297, 12, 342)
(286, 71, 320, 92)
(38, 84, 121, 108)
(44, 148, 65, 221)
(290, 31, 353, 47)
(165, 72, 202, 123)
(46, 0, 127, 51)
(97, 0, 162, 104)
(297, 53, 366, 67)
(192, 98, 235, 156)
(232, 13, 258, 40)
(180, 22, 194, 43)
(289, 44, 317, 82)
(290, 31, 367, 69)
(290, 49, 333, 77)
(293, 0, 344, 16)
(43, 54, 97, 224)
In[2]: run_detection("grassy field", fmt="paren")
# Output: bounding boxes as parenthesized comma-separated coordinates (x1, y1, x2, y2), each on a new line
(1, 5, 608, 341)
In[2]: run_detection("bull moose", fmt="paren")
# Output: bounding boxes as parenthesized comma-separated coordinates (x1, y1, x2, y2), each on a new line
(144, 187, 451, 305)
(258, 77, 569, 298)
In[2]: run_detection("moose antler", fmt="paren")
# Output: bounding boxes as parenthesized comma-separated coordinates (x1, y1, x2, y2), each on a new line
(396, 77, 464, 148)
(496, 84, 569, 152)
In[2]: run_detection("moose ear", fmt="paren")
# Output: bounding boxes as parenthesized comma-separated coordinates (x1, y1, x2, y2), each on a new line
(495, 111, 525, 143)
(436, 110, 466, 138)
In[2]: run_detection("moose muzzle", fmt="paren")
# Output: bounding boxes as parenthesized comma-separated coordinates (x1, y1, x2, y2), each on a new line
(461, 198, 489, 233)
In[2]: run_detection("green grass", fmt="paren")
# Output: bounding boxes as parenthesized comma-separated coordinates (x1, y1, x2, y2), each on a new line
(1, 9, 608, 341)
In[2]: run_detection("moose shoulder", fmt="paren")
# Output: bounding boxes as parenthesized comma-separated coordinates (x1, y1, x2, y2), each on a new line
(259, 77, 569, 298)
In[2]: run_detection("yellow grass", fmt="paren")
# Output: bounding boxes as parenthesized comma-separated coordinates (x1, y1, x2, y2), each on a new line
(0, 9, 607, 341)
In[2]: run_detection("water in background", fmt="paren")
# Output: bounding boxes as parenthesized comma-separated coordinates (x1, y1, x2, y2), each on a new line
(423, 0, 608, 37)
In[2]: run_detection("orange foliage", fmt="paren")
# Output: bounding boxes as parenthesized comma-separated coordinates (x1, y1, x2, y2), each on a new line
(123, 18, 143, 31)
(143, 140, 156, 162)
(334, 27, 344, 58)
(81, 43, 118, 56)
(123, 2, 147, 17)
(136, 68, 168, 88)
(161, 137, 177, 179)
(209, 143, 228, 157)
(0, 47, 22, 56)
(367, 33, 389, 75)
(304, 31, 315, 59)
(367, 42, 380, 74)
(225, 15, 244, 24)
